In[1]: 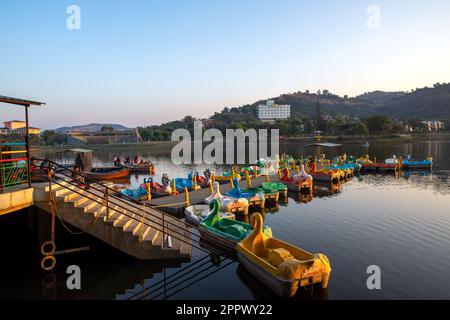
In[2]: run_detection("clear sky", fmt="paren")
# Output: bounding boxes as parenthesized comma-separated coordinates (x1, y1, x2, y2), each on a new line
(1, 0, 449, 129)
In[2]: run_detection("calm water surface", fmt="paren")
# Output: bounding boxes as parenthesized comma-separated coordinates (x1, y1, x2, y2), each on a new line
(4, 140, 449, 300)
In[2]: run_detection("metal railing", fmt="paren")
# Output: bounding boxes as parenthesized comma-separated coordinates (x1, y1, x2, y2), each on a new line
(33, 158, 237, 257)
(0, 142, 28, 192)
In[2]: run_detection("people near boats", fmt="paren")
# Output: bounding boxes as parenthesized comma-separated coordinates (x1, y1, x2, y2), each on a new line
(125, 155, 131, 164)
(134, 154, 141, 164)
(113, 155, 122, 167)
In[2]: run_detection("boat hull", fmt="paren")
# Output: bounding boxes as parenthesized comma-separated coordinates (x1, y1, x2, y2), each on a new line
(85, 167, 130, 180)
(123, 163, 155, 173)
(237, 251, 299, 298)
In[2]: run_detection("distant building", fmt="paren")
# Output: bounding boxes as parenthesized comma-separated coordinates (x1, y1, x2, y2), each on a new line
(258, 100, 291, 123)
(320, 114, 334, 122)
(2, 120, 41, 135)
(422, 121, 445, 132)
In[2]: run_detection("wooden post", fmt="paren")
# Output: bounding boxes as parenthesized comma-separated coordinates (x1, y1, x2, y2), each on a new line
(184, 187, 190, 207)
(146, 182, 152, 201)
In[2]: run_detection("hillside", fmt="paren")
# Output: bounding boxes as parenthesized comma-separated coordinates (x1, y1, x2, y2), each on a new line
(216, 83, 450, 121)
(55, 123, 131, 133)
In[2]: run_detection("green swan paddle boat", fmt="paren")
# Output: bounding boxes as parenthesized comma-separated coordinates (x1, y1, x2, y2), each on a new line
(200, 199, 273, 252)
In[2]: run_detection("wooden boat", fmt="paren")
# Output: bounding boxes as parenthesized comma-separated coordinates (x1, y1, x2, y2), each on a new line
(205, 182, 249, 215)
(237, 213, 331, 297)
(122, 161, 155, 174)
(85, 167, 130, 180)
(200, 200, 272, 252)
(185, 204, 235, 226)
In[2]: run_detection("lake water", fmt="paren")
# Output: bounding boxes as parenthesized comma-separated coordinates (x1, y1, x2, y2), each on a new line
(2, 139, 450, 300)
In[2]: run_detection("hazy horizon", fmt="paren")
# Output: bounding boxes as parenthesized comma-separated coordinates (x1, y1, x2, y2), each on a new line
(1, 0, 450, 129)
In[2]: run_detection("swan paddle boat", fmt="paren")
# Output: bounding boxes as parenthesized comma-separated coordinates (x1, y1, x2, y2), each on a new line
(120, 186, 148, 201)
(237, 213, 332, 297)
(205, 182, 249, 215)
(214, 166, 242, 182)
(194, 169, 213, 187)
(170, 172, 201, 192)
(185, 204, 235, 226)
(140, 175, 174, 198)
(226, 178, 265, 208)
(402, 155, 433, 170)
(308, 162, 340, 183)
(200, 200, 272, 252)
(280, 167, 313, 191)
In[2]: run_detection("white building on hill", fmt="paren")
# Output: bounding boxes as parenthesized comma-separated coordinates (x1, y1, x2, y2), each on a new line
(258, 100, 291, 123)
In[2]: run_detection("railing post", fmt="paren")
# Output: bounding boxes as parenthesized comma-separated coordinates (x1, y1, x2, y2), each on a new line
(105, 187, 110, 220)
(162, 209, 166, 248)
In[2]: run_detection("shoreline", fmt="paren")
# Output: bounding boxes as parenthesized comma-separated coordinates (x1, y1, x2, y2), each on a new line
(30, 132, 450, 151)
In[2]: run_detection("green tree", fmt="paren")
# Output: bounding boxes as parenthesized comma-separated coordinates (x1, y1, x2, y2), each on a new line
(349, 122, 369, 135)
(364, 115, 394, 134)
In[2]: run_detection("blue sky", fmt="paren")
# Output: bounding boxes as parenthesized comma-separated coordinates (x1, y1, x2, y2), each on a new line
(1, 0, 449, 129)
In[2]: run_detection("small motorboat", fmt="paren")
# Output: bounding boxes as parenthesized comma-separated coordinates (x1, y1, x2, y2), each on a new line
(85, 167, 130, 181)
(200, 199, 272, 252)
(185, 204, 235, 226)
(237, 213, 332, 297)
(205, 182, 249, 215)
(122, 161, 155, 174)
(226, 178, 265, 208)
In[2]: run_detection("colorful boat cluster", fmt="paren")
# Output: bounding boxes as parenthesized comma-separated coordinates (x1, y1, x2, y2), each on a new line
(114, 153, 431, 298)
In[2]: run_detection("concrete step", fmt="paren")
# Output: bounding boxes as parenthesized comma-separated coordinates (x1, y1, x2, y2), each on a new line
(69, 194, 93, 207)
(44, 179, 71, 192)
(85, 203, 108, 216)
(104, 208, 127, 224)
(75, 198, 103, 212)
(58, 189, 86, 202)
(141, 225, 161, 245)
(123, 218, 141, 233)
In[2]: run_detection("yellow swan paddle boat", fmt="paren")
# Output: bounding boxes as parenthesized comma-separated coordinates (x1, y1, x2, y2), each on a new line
(236, 213, 331, 297)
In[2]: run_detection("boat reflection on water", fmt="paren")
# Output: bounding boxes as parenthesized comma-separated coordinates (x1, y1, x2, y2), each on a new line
(402, 170, 433, 179)
(314, 182, 342, 197)
(290, 189, 314, 204)
(236, 265, 329, 301)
